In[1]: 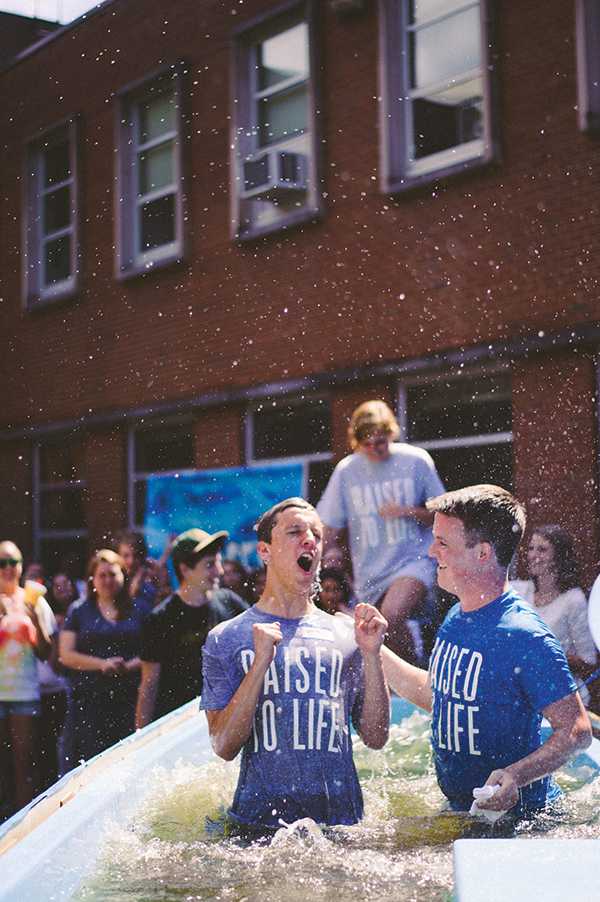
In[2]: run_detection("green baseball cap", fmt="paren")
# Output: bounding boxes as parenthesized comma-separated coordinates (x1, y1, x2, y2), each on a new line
(170, 528, 229, 568)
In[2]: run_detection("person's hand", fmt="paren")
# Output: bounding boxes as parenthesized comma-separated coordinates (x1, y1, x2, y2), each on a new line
(100, 656, 127, 676)
(477, 769, 519, 810)
(354, 603, 388, 656)
(252, 621, 282, 670)
(379, 502, 411, 519)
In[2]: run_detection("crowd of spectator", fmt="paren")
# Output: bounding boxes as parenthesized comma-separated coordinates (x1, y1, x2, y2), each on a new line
(1, 511, 599, 825)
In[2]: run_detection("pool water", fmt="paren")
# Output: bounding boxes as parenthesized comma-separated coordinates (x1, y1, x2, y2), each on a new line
(73, 710, 600, 902)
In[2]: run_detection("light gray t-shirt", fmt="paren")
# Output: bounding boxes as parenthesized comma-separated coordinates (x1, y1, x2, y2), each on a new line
(317, 443, 444, 603)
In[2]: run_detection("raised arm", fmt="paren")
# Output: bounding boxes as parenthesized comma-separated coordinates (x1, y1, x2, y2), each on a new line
(206, 621, 281, 761)
(354, 604, 390, 749)
(479, 691, 592, 811)
(381, 645, 432, 712)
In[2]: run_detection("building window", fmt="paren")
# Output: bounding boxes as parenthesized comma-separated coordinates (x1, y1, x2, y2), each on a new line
(33, 435, 88, 575)
(576, 0, 600, 132)
(128, 420, 195, 528)
(117, 69, 184, 277)
(398, 369, 512, 491)
(246, 396, 333, 504)
(232, 2, 322, 239)
(380, 0, 495, 191)
(24, 119, 79, 307)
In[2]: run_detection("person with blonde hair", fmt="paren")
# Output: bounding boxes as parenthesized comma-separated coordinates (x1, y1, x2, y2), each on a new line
(59, 549, 145, 763)
(317, 399, 444, 663)
(0, 541, 54, 813)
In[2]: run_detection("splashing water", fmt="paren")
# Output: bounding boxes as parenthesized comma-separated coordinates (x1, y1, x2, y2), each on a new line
(73, 710, 600, 902)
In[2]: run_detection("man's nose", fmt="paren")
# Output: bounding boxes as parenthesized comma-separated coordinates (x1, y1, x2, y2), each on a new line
(428, 542, 438, 559)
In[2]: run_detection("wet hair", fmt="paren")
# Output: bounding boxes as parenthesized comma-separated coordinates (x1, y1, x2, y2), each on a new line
(531, 524, 580, 592)
(254, 497, 316, 544)
(113, 529, 148, 563)
(427, 484, 526, 569)
(86, 549, 132, 620)
(349, 400, 400, 450)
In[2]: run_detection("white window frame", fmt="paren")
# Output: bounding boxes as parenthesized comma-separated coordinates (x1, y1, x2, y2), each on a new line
(23, 117, 79, 309)
(379, 0, 497, 193)
(116, 66, 185, 279)
(127, 418, 196, 530)
(245, 395, 332, 498)
(396, 363, 513, 458)
(32, 440, 88, 561)
(576, 0, 600, 132)
(231, 0, 323, 240)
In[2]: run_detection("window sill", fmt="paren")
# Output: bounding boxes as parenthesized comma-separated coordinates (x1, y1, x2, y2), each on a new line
(116, 247, 185, 282)
(383, 148, 498, 197)
(26, 280, 79, 312)
(234, 204, 323, 244)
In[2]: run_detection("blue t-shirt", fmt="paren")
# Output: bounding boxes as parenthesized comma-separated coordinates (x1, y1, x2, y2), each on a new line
(63, 597, 145, 697)
(317, 443, 444, 603)
(429, 590, 578, 814)
(201, 606, 365, 830)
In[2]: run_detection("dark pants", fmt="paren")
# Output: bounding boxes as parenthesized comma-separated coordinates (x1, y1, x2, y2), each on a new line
(34, 690, 68, 795)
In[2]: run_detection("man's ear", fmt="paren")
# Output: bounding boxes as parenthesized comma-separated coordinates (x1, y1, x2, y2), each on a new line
(179, 561, 190, 579)
(257, 540, 270, 566)
(477, 542, 494, 563)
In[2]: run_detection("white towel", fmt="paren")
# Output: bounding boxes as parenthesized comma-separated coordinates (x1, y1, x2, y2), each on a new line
(469, 784, 508, 824)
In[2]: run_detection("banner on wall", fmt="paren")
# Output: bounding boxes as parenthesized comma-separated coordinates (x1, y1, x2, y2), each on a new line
(144, 462, 304, 568)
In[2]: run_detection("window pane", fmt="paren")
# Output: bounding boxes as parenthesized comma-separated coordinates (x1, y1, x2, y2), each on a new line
(134, 479, 147, 525)
(138, 91, 175, 144)
(44, 235, 71, 284)
(410, 6, 481, 89)
(40, 487, 86, 530)
(40, 439, 85, 483)
(412, 77, 484, 159)
(259, 85, 308, 145)
(407, 373, 512, 442)
(43, 140, 70, 186)
(134, 424, 194, 473)
(43, 185, 71, 234)
(138, 141, 174, 195)
(139, 194, 175, 251)
(257, 23, 309, 90)
(428, 443, 513, 493)
(307, 460, 335, 506)
(410, 0, 469, 25)
(252, 400, 331, 459)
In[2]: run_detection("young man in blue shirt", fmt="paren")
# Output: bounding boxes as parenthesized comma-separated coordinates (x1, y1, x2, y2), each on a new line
(201, 497, 390, 835)
(382, 484, 591, 817)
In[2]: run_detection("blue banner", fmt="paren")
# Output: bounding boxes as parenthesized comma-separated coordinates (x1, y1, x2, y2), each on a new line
(144, 462, 304, 567)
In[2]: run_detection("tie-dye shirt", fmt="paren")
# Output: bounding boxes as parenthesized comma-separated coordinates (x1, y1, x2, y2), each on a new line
(0, 597, 56, 702)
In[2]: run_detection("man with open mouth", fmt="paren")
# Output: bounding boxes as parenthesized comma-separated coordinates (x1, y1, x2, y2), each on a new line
(200, 497, 390, 837)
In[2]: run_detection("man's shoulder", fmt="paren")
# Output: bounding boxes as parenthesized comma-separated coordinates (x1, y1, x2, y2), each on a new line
(210, 588, 249, 616)
(389, 442, 434, 466)
(207, 605, 256, 640)
(144, 593, 182, 622)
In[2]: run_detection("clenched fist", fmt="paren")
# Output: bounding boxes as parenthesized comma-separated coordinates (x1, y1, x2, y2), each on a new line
(252, 621, 283, 669)
(354, 603, 388, 656)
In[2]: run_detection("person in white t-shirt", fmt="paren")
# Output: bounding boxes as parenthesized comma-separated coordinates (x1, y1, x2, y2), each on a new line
(512, 524, 597, 707)
(317, 400, 444, 663)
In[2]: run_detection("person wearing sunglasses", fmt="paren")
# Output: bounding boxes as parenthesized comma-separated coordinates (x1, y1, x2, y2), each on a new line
(317, 400, 444, 664)
(0, 541, 54, 815)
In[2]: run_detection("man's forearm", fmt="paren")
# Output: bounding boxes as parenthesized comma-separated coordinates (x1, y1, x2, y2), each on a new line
(207, 660, 269, 760)
(359, 651, 390, 749)
(381, 646, 432, 711)
(135, 679, 159, 729)
(506, 720, 592, 789)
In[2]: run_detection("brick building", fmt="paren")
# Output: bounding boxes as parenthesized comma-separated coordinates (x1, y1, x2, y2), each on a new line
(1, 0, 600, 583)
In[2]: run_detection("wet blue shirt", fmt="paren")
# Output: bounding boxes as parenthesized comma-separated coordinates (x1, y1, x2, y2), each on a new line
(201, 606, 365, 830)
(429, 590, 578, 814)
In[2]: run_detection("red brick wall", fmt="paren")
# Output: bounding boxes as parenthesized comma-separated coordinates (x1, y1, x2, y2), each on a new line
(0, 441, 33, 560)
(1, 0, 600, 431)
(193, 406, 244, 469)
(83, 428, 128, 553)
(513, 351, 600, 587)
